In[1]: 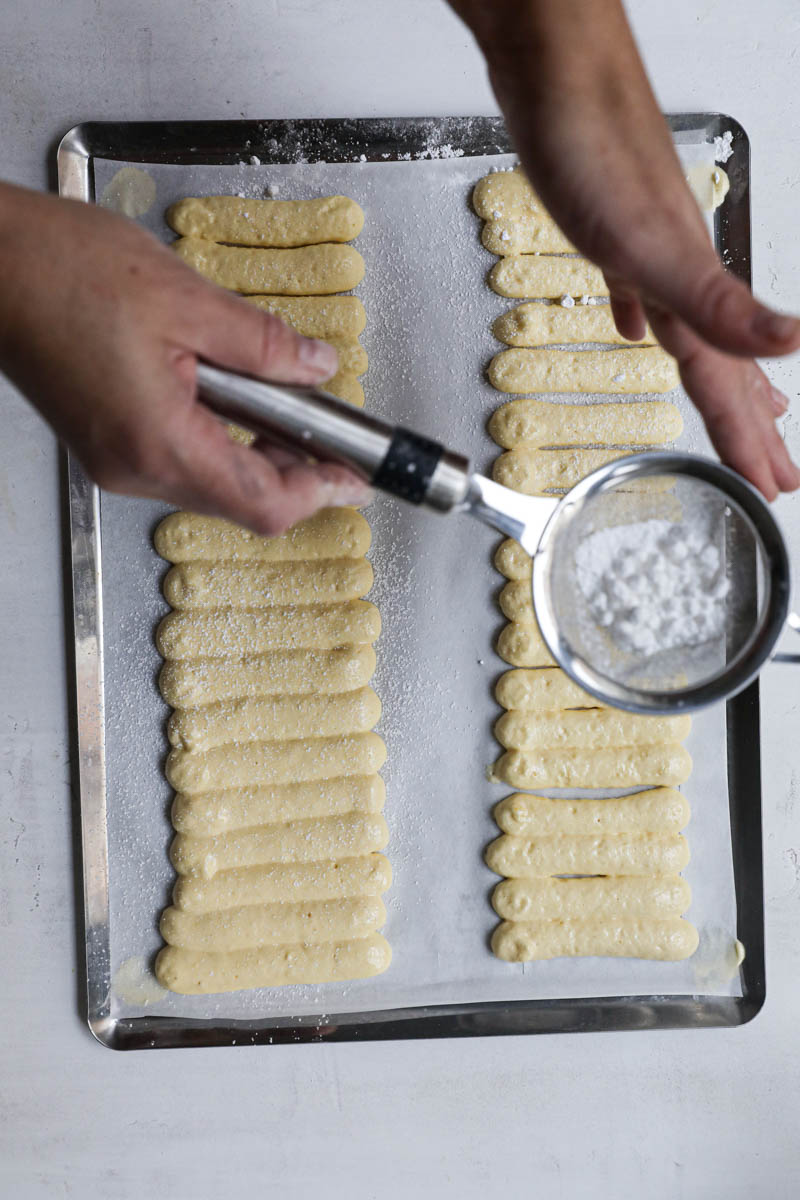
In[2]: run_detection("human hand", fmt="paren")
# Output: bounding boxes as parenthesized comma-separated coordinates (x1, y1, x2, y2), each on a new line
(0, 182, 372, 534)
(452, 0, 800, 499)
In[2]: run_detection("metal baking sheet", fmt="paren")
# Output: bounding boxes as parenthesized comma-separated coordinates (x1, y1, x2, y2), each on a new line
(59, 116, 764, 1049)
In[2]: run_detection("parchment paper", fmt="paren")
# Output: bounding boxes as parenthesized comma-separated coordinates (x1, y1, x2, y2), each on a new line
(94, 143, 743, 1023)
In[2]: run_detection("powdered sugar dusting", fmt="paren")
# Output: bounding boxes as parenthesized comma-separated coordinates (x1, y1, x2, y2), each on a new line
(576, 519, 729, 659)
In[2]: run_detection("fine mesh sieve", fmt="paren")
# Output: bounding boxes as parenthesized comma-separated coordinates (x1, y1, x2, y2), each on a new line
(195, 365, 797, 714)
(529, 453, 791, 712)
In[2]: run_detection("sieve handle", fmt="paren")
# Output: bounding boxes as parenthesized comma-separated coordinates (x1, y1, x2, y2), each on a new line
(771, 611, 800, 663)
(196, 362, 471, 512)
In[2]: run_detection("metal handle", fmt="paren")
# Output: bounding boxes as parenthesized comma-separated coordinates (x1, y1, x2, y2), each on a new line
(772, 611, 800, 663)
(196, 362, 471, 511)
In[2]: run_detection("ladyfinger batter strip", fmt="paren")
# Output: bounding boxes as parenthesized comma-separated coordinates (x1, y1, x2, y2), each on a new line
(494, 709, 692, 752)
(491, 917, 698, 962)
(496, 621, 556, 669)
(155, 508, 371, 564)
(167, 195, 364, 246)
(494, 539, 532, 580)
(158, 645, 377, 708)
(495, 667, 601, 712)
(489, 255, 609, 300)
(488, 348, 679, 395)
(155, 933, 392, 994)
(164, 558, 374, 610)
(156, 600, 380, 659)
(171, 775, 386, 837)
(172, 853, 392, 915)
(481, 217, 575, 256)
(170, 812, 389, 877)
(168, 688, 381, 754)
(493, 303, 653, 347)
(173, 236, 365, 294)
(166, 731, 387, 795)
(484, 831, 690, 878)
(492, 789, 691, 837)
(498, 579, 535, 623)
(160, 895, 386, 953)
(488, 398, 682, 449)
(493, 447, 667, 495)
(245, 294, 366, 339)
(492, 875, 691, 921)
(323, 370, 365, 407)
(489, 744, 693, 790)
(472, 169, 544, 220)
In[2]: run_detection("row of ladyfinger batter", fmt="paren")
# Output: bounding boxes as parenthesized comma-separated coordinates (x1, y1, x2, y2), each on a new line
(154, 507, 390, 995)
(477, 170, 689, 794)
(154, 196, 391, 995)
(475, 168, 696, 963)
(168, 193, 369, 407)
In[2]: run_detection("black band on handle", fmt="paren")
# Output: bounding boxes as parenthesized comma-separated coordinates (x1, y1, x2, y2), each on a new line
(372, 429, 444, 504)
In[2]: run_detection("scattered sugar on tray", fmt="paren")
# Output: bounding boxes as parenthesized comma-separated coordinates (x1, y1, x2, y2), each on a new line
(713, 130, 734, 163)
(411, 141, 466, 160)
(575, 518, 729, 658)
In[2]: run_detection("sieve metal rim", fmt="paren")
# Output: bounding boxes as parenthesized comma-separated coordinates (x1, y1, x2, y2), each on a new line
(531, 452, 792, 714)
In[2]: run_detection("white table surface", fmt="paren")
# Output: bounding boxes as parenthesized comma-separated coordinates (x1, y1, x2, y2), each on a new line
(2, 2, 800, 1196)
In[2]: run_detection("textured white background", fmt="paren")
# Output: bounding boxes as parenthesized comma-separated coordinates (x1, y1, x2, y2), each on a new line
(1, 2, 800, 1196)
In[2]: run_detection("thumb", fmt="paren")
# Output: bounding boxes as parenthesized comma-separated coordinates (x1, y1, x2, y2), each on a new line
(603, 269, 648, 342)
(182, 279, 341, 385)
(162, 364, 373, 535)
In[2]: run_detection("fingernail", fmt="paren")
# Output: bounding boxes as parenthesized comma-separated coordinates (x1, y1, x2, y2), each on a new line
(327, 482, 374, 508)
(752, 309, 800, 343)
(338, 486, 375, 508)
(318, 465, 374, 507)
(299, 337, 338, 377)
(771, 386, 790, 414)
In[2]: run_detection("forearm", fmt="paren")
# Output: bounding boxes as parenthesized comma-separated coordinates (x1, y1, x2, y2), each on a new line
(0, 181, 31, 359)
(450, 0, 700, 265)
(452, 0, 633, 79)
(0, 184, 369, 530)
(447, 0, 800, 497)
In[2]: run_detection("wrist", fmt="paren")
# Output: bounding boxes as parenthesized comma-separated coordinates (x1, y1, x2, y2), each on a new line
(0, 185, 20, 361)
(0, 183, 53, 365)
(453, 0, 629, 72)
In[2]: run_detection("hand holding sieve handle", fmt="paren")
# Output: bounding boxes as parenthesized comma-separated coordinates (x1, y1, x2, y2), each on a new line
(196, 362, 471, 512)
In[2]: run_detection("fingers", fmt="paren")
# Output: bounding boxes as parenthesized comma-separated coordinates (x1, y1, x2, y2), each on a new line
(164, 404, 373, 534)
(769, 386, 790, 418)
(185, 283, 340, 385)
(604, 270, 648, 342)
(89, 347, 373, 533)
(645, 302, 800, 499)
(623, 225, 800, 360)
(252, 440, 307, 469)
